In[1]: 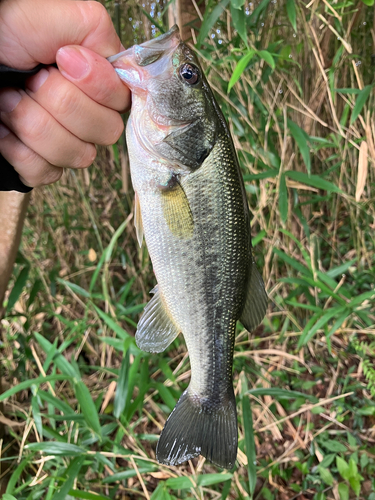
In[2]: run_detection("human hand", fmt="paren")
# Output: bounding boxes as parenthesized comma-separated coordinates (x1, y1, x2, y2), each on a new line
(0, 0, 130, 187)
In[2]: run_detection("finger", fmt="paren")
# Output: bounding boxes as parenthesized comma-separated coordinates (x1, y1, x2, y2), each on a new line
(55, 46, 130, 113)
(0, 0, 121, 68)
(25, 66, 124, 145)
(0, 123, 63, 187)
(0, 88, 97, 169)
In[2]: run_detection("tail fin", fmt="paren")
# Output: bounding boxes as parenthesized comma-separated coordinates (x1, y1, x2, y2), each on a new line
(156, 387, 237, 469)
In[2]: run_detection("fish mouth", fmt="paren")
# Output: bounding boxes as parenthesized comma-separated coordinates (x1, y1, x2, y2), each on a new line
(108, 25, 181, 91)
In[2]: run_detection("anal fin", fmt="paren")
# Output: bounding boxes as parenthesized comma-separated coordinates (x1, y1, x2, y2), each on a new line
(240, 259, 268, 332)
(136, 285, 180, 353)
(134, 192, 144, 247)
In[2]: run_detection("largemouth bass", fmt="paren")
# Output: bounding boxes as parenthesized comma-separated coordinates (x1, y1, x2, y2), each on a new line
(109, 26, 267, 469)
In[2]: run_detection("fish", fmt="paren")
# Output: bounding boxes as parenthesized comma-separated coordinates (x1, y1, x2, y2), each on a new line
(109, 25, 267, 469)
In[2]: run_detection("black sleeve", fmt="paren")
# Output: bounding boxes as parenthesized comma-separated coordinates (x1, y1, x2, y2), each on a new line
(0, 64, 44, 193)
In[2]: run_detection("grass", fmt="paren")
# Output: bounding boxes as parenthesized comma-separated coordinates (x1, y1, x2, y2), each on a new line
(1, 0, 375, 499)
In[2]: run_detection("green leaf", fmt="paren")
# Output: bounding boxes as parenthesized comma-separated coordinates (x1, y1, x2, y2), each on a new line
(0, 374, 72, 402)
(287, 120, 311, 174)
(93, 304, 130, 340)
(5, 459, 29, 494)
(273, 247, 311, 276)
(197, 473, 233, 486)
(155, 382, 176, 411)
(68, 491, 112, 500)
(348, 457, 358, 478)
(2, 495, 18, 500)
(231, 4, 247, 46)
(25, 442, 85, 456)
(257, 50, 275, 70)
(279, 173, 288, 223)
(338, 483, 349, 500)
(6, 264, 29, 312)
(336, 456, 350, 480)
(323, 440, 347, 453)
(228, 49, 256, 92)
(242, 396, 257, 496)
(231, 0, 245, 7)
(34, 333, 80, 379)
(56, 278, 90, 298)
(166, 476, 194, 490)
(334, 88, 361, 94)
(150, 482, 172, 500)
(285, 170, 342, 193)
(350, 84, 374, 124)
(74, 381, 102, 437)
(318, 466, 334, 486)
(286, 0, 297, 31)
(114, 348, 130, 418)
(298, 307, 346, 348)
(247, 388, 317, 402)
(243, 169, 278, 181)
(51, 456, 85, 500)
(361, 0, 374, 5)
(349, 476, 361, 496)
(102, 466, 157, 483)
(197, 0, 231, 46)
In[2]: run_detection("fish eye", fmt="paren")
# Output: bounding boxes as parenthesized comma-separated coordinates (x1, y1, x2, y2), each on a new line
(179, 63, 200, 85)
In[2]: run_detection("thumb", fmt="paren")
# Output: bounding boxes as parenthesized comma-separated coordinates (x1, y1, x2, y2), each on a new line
(0, 0, 121, 69)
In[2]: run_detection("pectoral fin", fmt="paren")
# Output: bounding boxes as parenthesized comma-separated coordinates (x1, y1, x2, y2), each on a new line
(160, 177, 194, 239)
(240, 260, 268, 332)
(136, 285, 180, 353)
(134, 192, 144, 247)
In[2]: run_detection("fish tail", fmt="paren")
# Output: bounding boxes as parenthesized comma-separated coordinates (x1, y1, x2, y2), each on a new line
(156, 386, 237, 469)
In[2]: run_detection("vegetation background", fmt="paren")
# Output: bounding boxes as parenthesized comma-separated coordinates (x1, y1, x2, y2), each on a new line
(1, 0, 375, 498)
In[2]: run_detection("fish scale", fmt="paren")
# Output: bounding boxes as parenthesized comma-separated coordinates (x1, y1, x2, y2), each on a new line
(110, 25, 267, 468)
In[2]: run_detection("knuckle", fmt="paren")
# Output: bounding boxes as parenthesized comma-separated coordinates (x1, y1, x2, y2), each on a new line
(53, 86, 82, 121)
(100, 115, 124, 145)
(39, 167, 63, 186)
(73, 143, 97, 169)
(86, 1, 112, 31)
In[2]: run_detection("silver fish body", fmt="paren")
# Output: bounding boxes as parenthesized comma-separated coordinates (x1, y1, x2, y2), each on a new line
(110, 26, 267, 469)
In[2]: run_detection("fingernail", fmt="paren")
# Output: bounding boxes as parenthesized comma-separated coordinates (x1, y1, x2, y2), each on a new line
(57, 47, 90, 80)
(0, 123, 10, 139)
(26, 68, 49, 93)
(0, 89, 22, 113)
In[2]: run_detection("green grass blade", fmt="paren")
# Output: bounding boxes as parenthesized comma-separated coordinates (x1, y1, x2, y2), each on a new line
(51, 456, 86, 500)
(197, 473, 233, 486)
(287, 119, 311, 174)
(25, 442, 85, 456)
(5, 459, 29, 494)
(285, 170, 342, 193)
(230, 4, 248, 46)
(286, 0, 297, 31)
(228, 49, 255, 92)
(93, 304, 130, 340)
(6, 264, 30, 312)
(279, 173, 288, 223)
(350, 84, 374, 124)
(197, 0, 231, 47)
(114, 347, 130, 418)
(68, 491, 112, 500)
(74, 380, 102, 437)
(242, 395, 257, 497)
(0, 374, 72, 402)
